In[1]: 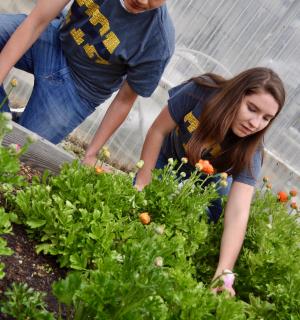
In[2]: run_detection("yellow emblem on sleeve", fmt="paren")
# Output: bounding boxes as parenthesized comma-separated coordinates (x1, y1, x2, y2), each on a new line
(184, 112, 199, 133)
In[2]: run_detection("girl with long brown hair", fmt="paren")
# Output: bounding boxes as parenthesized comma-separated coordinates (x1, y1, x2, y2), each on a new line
(135, 67, 285, 295)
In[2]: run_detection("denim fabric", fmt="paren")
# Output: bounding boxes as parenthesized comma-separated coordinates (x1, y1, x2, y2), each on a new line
(156, 151, 232, 223)
(0, 14, 97, 144)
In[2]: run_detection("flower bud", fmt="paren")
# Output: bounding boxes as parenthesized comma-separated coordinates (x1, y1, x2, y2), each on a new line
(2, 112, 12, 121)
(27, 133, 38, 143)
(129, 172, 135, 179)
(290, 202, 298, 210)
(5, 123, 13, 131)
(154, 256, 163, 267)
(139, 212, 151, 225)
(9, 143, 21, 153)
(220, 180, 228, 188)
(181, 157, 188, 164)
(10, 79, 18, 87)
(103, 149, 110, 159)
(180, 171, 186, 178)
(154, 225, 165, 235)
(136, 160, 144, 169)
(263, 176, 269, 183)
(220, 172, 228, 180)
(168, 158, 174, 165)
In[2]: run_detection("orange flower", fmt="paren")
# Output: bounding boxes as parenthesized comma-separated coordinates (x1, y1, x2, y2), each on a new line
(290, 189, 297, 197)
(277, 191, 288, 203)
(95, 165, 104, 174)
(197, 159, 214, 175)
(139, 212, 151, 225)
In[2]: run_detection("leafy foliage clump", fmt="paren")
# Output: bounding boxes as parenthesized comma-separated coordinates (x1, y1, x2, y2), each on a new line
(0, 282, 55, 320)
(0, 109, 28, 279)
(9, 161, 300, 319)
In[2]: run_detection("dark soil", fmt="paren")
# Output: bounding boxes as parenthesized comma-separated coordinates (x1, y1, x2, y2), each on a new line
(0, 163, 68, 318)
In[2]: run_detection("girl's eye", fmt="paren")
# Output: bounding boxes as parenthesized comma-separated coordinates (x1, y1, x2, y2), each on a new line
(248, 105, 256, 112)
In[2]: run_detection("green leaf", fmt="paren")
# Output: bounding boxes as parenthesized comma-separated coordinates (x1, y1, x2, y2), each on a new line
(52, 272, 82, 306)
(26, 219, 46, 228)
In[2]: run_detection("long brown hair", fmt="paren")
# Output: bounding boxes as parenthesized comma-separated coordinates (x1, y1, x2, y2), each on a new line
(186, 67, 285, 176)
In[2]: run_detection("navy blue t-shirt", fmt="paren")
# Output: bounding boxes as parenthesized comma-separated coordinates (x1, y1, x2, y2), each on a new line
(162, 81, 262, 186)
(59, 0, 175, 104)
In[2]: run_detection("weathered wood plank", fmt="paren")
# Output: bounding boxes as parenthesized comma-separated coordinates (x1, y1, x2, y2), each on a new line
(2, 122, 75, 174)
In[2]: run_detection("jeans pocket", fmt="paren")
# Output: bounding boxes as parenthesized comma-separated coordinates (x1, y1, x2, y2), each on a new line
(42, 66, 97, 113)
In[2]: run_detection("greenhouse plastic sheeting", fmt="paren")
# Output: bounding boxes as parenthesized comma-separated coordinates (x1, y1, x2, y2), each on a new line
(1, 1, 300, 193)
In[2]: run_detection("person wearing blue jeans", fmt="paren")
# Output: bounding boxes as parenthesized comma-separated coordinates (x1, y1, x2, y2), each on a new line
(0, 0, 174, 165)
(135, 68, 286, 295)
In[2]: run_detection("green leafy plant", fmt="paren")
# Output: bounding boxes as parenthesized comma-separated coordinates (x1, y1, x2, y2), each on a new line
(0, 282, 55, 320)
(0, 208, 13, 279)
(6, 152, 300, 319)
(0, 84, 30, 280)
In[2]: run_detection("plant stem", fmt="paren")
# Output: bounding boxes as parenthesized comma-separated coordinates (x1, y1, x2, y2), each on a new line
(0, 86, 14, 110)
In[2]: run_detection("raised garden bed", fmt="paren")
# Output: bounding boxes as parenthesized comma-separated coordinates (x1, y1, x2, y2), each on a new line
(1, 118, 300, 319)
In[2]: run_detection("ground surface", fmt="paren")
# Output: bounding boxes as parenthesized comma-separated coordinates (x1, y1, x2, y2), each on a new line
(0, 164, 68, 318)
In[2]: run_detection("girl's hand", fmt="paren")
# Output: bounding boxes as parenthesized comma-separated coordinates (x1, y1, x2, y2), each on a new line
(211, 269, 236, 297)
(82, 154, 97, 167)
(134, 184, 145, 192)
(134, 170, 152, 191)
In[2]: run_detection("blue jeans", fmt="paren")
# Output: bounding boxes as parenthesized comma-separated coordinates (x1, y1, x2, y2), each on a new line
(0, 14, 98, 144)
(156, 152, 232, 223)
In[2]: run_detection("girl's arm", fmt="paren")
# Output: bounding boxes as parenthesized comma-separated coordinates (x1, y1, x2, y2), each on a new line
(83, 81, 138, 166)
(135, 106, 177, 189)
(213, 181, 254, 292)
(0, 0, 70, 84)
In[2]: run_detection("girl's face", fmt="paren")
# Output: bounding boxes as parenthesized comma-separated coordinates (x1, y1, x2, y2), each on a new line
(231, 91, 279, 138)
(123, 0, 166, 13)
